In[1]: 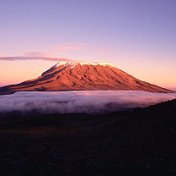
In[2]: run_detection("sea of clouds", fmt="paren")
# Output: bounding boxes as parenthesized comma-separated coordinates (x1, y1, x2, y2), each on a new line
(0, 91, 176, 114)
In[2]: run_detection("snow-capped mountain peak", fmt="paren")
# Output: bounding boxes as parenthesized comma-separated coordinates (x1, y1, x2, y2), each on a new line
(54, 60, 116, 68)
(0, 59, 171, 94)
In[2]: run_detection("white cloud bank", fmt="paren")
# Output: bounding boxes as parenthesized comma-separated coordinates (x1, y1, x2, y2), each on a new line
(0, 91, 176, 114)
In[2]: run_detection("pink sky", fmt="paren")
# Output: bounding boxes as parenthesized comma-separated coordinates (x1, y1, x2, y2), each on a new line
(0, 1, 176, 89)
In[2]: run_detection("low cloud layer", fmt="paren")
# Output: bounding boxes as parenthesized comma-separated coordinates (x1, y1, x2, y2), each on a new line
(0, 91, 176, 114)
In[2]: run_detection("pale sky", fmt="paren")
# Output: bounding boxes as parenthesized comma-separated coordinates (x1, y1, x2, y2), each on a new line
(0, 0, 176, 88)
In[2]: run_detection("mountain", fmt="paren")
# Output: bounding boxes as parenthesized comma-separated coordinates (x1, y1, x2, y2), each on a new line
(0, 60, 171, 94)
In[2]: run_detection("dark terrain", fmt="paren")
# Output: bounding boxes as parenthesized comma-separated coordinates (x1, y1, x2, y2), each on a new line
(0, 99, 176, 175)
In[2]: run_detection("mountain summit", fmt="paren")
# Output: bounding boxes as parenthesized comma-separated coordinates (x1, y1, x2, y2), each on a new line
(0, 60, 171, 94)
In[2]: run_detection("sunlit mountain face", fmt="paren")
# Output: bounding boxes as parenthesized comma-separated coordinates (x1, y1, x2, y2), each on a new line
(0, 60, 175, 115)
(0, 60, 171, 95)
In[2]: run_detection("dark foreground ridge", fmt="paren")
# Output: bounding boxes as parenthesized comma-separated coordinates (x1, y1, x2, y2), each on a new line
(0, 99, 176, 175)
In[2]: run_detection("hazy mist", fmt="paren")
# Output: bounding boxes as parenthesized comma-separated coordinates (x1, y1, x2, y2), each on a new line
(0, 91, 175, 114)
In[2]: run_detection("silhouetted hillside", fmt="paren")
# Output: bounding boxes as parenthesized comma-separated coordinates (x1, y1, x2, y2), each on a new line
(0, 99, 176, 175)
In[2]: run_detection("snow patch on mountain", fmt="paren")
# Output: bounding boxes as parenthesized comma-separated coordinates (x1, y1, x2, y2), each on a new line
(54, 60, 116, 68)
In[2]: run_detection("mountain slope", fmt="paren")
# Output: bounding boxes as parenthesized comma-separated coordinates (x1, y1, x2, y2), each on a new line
(0, 61, 171, 94)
